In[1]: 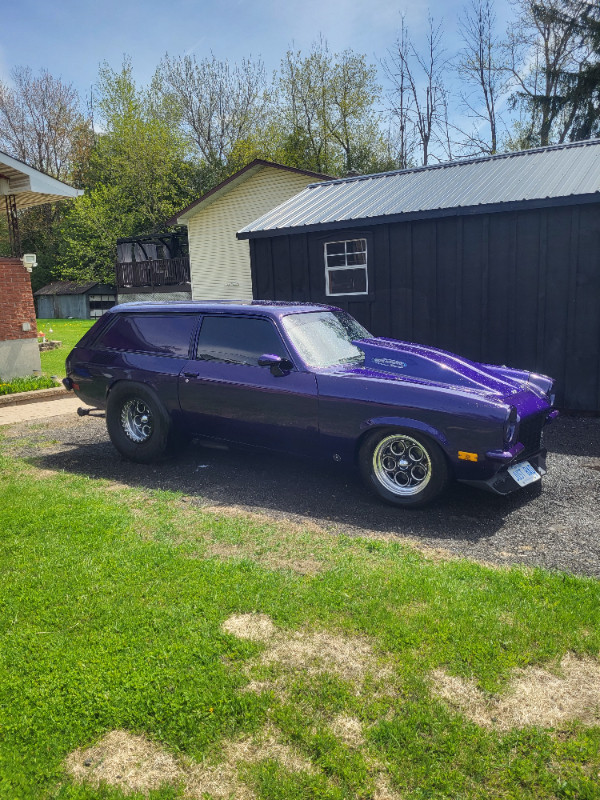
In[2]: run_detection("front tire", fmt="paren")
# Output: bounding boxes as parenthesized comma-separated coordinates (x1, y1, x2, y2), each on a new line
(106, 382, 172, 463)
(359, 429, 449, 508)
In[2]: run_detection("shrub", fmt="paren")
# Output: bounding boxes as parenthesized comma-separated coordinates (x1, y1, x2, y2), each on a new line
(0, 375, 58, 396)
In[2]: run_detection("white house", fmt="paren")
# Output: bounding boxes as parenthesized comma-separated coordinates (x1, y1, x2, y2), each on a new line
(170, 159, 332, 301)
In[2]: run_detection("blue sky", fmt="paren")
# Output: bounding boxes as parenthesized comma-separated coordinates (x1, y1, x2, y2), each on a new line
(2, 0, 514, 100)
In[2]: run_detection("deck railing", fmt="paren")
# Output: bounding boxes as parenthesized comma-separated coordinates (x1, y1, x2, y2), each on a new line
(115, 256, 191, 289)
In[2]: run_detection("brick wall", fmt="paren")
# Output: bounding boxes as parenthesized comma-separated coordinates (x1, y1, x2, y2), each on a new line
(0, 258, 38, 342)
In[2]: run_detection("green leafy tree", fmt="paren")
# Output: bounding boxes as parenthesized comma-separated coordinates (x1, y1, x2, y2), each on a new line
(58, 59, 198, 284)
(504, 0, 591, 146)
(276, 40, 390, 175)
(538, 0, 600, 141)
(0, 66, 93, 287)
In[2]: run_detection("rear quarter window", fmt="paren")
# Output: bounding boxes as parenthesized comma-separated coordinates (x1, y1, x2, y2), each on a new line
(96, 314, 198, 357)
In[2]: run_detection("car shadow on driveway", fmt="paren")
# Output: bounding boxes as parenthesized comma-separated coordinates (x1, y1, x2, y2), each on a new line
(20, 413, 600, 576)
(29, 432, 541, 545)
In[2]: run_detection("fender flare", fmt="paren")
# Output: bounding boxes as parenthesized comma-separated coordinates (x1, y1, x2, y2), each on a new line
(356, 416, 450, 458)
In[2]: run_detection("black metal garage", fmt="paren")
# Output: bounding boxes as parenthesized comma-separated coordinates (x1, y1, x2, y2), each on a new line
(238, 141, 600, 412)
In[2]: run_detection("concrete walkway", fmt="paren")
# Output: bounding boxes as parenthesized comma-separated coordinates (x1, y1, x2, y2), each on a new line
(0, 395, 83, 426)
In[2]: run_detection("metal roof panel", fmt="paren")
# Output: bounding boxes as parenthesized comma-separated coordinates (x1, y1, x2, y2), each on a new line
(239, 141, 600, 235)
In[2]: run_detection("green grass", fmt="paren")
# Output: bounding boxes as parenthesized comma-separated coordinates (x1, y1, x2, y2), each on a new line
(0, 436, 599, 799)
(37, 318, 95, 378)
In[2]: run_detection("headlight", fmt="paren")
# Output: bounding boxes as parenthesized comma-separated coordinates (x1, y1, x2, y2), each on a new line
(504, 406, 519, 446)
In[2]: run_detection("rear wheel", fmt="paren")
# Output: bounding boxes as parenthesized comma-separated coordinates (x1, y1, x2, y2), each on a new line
(359, 429, 449, 508)
(106, 382, 172, 463)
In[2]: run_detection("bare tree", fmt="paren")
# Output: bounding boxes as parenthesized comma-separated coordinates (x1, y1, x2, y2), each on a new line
(0, 66, 90, 180)
(457, 0, 505, 154)
(385, 16, 450, 166)
(504, 0, 591, 146)
(155, 54, 267, 173)
(383, 18, 418, 167)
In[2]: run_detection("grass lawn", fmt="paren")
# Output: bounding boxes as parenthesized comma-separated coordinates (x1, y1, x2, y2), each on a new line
(37, 318, 95, 378)
(0, 431, 599, 799)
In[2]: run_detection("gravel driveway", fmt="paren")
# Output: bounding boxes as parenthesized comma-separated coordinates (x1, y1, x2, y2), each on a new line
(4, 411, 600, 577)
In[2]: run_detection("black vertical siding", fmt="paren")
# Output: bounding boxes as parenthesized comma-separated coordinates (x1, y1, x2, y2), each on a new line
(250, 201, 600, 411)
(568, 205, 600, 408)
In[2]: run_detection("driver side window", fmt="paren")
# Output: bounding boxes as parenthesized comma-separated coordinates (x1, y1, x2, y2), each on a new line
(196, 316, 288, 366)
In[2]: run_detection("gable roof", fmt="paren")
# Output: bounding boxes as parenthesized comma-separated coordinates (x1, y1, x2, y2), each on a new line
(0, 150, 83, 210)
(168, 159, 334, 226)
(34, 281, 113, 296)
(237, 140, 600, 238)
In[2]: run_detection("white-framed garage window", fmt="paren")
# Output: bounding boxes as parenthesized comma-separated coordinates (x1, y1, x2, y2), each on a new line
(324, 238, 368, 296)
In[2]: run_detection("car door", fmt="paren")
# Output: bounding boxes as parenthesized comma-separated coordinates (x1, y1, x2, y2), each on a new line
(178, 314, 319, 455)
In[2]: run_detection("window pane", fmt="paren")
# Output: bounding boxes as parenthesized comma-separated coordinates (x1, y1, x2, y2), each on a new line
(346, 252, 366, 265)
(327, 267, 368, 295)
(325, 241, 345, 255)
(346, 239, 366, 254)
(326, 254, 346, 267)
(97, 314, 197, 357)
(197, 316, 287, 366)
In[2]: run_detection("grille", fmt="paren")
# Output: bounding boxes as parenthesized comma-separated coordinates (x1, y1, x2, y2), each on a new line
(518, 412, 546, 456)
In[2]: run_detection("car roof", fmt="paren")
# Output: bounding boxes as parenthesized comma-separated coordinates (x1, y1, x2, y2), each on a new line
(108, 300, 339, 320)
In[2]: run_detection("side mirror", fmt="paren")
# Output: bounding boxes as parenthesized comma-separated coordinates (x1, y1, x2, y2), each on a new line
(258, 353, 292, 376)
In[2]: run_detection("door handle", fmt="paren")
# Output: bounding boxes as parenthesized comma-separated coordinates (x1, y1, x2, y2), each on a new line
(183, 371, 197, 378)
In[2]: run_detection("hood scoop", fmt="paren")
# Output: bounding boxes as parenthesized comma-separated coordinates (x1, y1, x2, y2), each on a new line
(353, 338, 525, 396)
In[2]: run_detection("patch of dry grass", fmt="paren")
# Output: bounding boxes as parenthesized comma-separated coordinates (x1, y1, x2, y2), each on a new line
(431, 652, 600, 730)
(65, 726, 316, 799)
(329, 714, 365, 748)
(373, 773, 404, 800)
(222, 613, 395, 698)
(205, 540, 324, 575)
(65, 730, 181, 795)
(223, 613, 277, 643)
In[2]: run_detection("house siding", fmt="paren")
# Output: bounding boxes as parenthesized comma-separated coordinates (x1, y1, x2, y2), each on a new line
(187, 167, 323, 301)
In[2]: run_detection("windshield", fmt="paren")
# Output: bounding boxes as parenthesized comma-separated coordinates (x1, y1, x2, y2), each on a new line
(282, 310, 371, 368)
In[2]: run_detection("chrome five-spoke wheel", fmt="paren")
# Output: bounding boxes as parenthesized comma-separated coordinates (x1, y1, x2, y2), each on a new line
(120, 398, 153, 443)
(373, 434, 432, 496)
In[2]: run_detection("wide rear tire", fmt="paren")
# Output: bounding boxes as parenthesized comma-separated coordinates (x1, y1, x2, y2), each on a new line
(106, 382, 172, 463)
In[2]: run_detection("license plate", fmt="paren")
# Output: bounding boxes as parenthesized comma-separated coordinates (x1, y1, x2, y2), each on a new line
(508, 461, 541, 487)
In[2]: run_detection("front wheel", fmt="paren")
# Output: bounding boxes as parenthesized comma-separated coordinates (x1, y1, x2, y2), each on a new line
(359, 429, 449, 508)
(106, 382, 172, 463)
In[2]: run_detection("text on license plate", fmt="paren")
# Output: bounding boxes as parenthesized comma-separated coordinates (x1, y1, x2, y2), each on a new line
(507, 461, 541, 487)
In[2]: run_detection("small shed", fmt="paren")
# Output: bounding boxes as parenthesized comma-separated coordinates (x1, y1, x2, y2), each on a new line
(34, 281, 116, 319)
(239, 141, 600, 412)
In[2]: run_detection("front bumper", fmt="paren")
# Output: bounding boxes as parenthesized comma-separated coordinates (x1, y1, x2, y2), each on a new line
(458, 449, 547, 495)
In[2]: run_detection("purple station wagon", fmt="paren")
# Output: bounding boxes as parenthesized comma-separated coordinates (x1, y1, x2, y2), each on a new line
(64, 301, 558, 507)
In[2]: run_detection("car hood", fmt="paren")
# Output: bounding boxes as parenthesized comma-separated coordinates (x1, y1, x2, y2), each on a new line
(340, 338, 552, 400)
